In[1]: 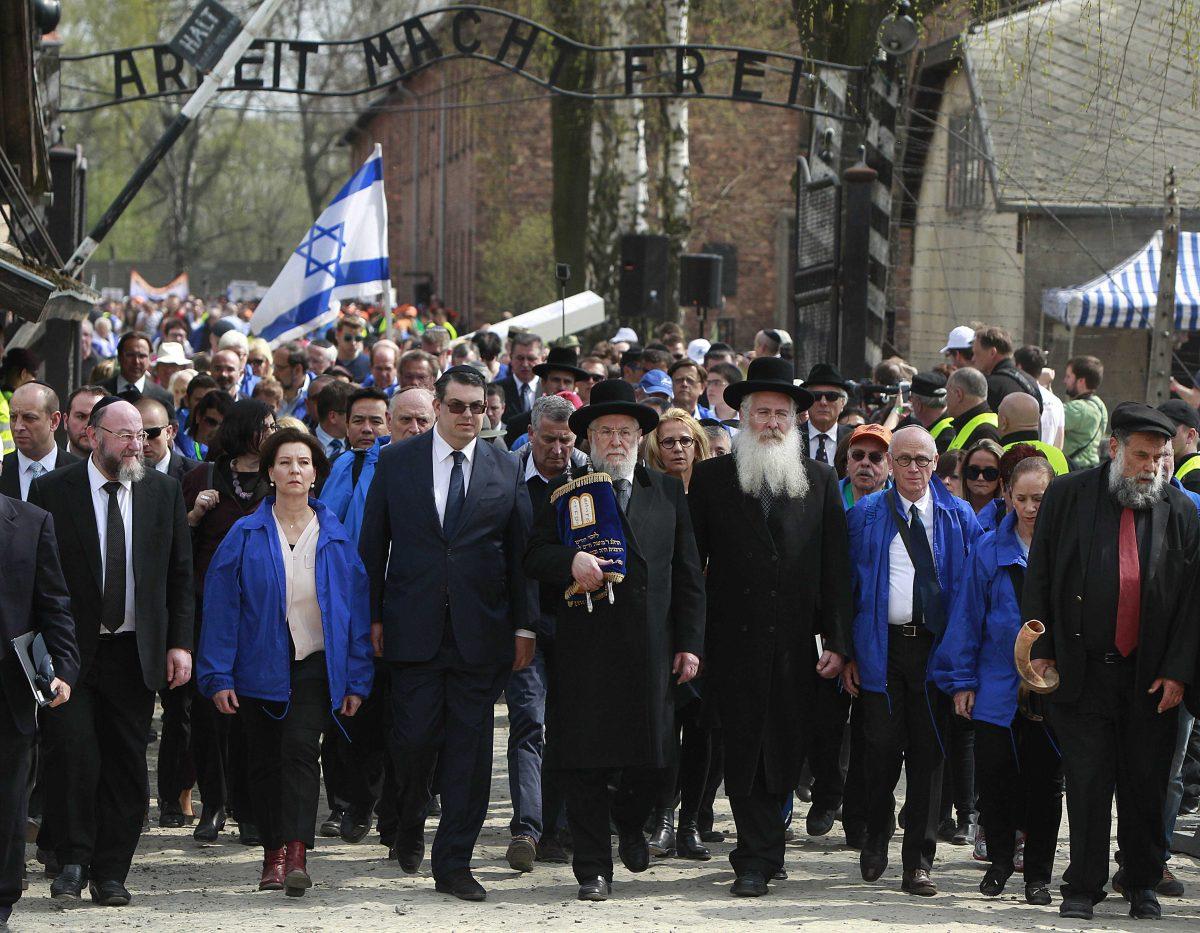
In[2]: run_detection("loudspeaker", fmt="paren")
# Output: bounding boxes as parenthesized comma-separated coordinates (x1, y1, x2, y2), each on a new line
(414, 281, 433, 306)
(619, 234, 670, 319)
(47, 145, 86, 260)
(679, 253, 723, 308)
(702, 242, 738, 297)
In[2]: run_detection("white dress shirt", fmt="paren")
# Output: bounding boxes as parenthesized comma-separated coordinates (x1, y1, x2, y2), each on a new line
(315, 425, 344, 459)
(154, 451, 172, 474)
(87, 457, 136, 634)
(1038, 384, 1065, 446)
(887, 487, 935, 626)
(432, 428, 476, 524)
(115, 373, 148, 395)
(17, 448, 58, 501)
(516, 375, 540, 412)
(807, 426, 838, 461)
(273, 510, 324, 661)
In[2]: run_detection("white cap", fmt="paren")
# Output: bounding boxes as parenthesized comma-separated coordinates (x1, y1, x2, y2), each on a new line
(940, 325, 976, 354)
(610, 326, 639, 344)
(154, 341, 191, 367)
(687, 338, 711, 364)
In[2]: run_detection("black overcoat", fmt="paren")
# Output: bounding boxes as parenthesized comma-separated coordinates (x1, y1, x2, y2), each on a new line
(688, 454, 853, 796)
(523, 465, 705, 770)
(1022, 462, 1200, 715)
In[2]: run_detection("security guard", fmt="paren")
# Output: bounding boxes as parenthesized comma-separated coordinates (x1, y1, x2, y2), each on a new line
(998, 393, 1069, 475)
(1158, 399, 1200, 494)
(945, 368, 1001, 452)
(897, 372, 955, 453)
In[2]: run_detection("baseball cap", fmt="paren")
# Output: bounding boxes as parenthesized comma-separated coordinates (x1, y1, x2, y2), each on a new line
(687, 338, 711, 365)
(940, 325, 976, 354)
(611, 326, 639, 344)
(638, 370, 674, 399)
(848, 423, 893, 448)
(1157, 399, 1200, 432)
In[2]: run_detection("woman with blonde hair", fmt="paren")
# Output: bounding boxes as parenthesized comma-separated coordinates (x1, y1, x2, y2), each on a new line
(645, 408, 710, 492)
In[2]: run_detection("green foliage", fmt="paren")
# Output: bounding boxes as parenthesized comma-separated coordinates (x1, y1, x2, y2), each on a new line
(476, 211, 557, 319)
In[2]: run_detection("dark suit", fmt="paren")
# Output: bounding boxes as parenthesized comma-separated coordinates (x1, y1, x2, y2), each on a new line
(0, 448, 79, 501)
(1023, 463, 1200, 900)
(360, 429, 533, 881)
(524, 465, 705, 884)
(162, 451, 200, 482)
(498, 372, 538, 423)
(0, 496, 78, 912)
(689, 454, 852, 876)
(102, 374, 174, 408)
(29, 461, 194, 884)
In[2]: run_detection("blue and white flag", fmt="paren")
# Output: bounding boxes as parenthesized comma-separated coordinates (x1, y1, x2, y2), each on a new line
(252, 144, 389, 346)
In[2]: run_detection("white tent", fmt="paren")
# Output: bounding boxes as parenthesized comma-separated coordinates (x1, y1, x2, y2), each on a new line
(458, 291, 605, 345)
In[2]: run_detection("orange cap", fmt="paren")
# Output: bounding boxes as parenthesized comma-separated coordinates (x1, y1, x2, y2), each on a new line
(847, 423, 893, 448)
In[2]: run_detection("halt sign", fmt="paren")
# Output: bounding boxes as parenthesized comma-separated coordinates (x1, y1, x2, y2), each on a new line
(169, 0, 242, 72)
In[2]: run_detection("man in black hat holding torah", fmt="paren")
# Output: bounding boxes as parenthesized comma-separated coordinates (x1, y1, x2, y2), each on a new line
(688, 357, 853, 896)
(523, 379, 705, 903)
(1023, 401, 1200, 922)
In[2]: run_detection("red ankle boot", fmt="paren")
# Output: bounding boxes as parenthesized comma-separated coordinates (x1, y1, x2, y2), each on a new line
(259, 847, 285, 891)
(284, 841, 310, 897)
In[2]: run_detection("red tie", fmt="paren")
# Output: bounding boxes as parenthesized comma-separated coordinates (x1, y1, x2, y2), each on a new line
(1115, 507, 1141, 657)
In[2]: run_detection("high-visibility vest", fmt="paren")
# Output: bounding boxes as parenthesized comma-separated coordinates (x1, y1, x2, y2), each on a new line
(0, 392, 12, 456)
(1176, 455, 1200, 483)
(1003, 439, 1070, 476)
(947, 412, 998, 451)
(930, 417, 955, 442)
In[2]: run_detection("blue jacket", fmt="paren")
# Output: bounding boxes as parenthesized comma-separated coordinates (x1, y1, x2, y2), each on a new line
(1170, 477, 1200, 519)
(847, 480, 983, 694)
(196, 498, 374, 710)
(839, 475, 892, 511)
(319, 436, 388, 542)
(930, 511, 1026, 728)
(976, 497, 1006, 532)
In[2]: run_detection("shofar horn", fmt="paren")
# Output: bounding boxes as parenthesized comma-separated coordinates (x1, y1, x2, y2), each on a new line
(1014, 620, 1060, 694)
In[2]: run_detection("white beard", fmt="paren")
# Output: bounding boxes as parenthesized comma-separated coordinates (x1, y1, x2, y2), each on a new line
(596, 450, 636, 482)
(118, 456, 146, 483)
(1109, 444, 1166, 510)
(733, 427, 809, 500)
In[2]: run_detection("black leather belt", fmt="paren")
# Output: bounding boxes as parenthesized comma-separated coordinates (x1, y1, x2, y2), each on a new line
(894, 624, 931, 638)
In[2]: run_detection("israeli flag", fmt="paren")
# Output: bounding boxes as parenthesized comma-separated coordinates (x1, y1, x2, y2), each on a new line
(252, 144, 389, 345)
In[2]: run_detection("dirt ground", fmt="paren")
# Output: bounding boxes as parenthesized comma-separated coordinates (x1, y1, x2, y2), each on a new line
(13, 707, 1200, 932)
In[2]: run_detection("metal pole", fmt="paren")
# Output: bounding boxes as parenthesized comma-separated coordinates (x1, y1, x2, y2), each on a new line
(61, 0, 289, 277)
(1145, 166, 1179, 405)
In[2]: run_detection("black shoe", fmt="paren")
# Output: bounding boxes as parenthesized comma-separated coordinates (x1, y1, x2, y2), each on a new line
(319, 807, 344, 838)
(506, 835, 536, 873)
(675, 822, 711, 860)
(796, 784, 813, 803)
(1025, 882, 1052, 905)
(391, 829, 424, 874)
(806, 806, 837, 837)
(859, 838, 888, 882)
(340, 811, 372, 844)
(435, 870, 486, 902)
(239, 822, 260, 846)
(0, 903, 11, 927)
(578, 877, 611, 901)
(1127, 888, 1161, 920)
(647, 808, 675, 857)
(980, 866, 1011, 897)
(700, 829, 726, 843)
(50, 864, 86, 900)
(1158, 866, 1185, 897)
(935, 817, 958, 842)
(159, 807, 187, 829)
(536, 836, 569, 864)
(952, 815, 971, 845)
(844, 825, 867, 850)
(773, 868, 788, 880)
(1180, 795, 1199, 815)
(89, 880, 131, 906)
(1059, 894, 1094, 920)
(731, 871, 769, 897)
(193, 806, 226, 843)
(617, 826, 650, 873)
(902, 868, 937, 897)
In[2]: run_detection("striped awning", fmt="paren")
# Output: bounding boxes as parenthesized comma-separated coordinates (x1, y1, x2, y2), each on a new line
(1041, 231, 1200, 330)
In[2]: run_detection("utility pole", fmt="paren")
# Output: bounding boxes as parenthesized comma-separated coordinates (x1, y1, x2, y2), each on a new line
(1145, 166, 1178, 405)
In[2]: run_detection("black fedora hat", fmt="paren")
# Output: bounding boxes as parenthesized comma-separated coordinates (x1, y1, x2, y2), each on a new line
(724, 357, 814, 411)
(803, 361, 851, 392)
(569, 378, 659, 435)
(533, 345, 588, 381)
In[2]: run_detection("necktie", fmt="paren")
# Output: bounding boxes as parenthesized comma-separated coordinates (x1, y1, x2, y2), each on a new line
(521, 383, 533, 412)
(1115, 507, 1141, 656)
(351, 449, 368, 488)
(816, 434, 829, 464)
(614, 479, 632, 512)
(442, 450, 466, 537)
(101, 481, 126, 633)
(28, 462, 45, 479)
(907, 504, 942, 630)
(329, 438, 343, 458)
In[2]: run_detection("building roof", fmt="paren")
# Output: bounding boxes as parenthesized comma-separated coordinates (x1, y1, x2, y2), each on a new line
(964, 0, 1199, 211)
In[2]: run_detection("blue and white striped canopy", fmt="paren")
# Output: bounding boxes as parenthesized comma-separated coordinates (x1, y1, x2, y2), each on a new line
(1041, 231, 1200, 330)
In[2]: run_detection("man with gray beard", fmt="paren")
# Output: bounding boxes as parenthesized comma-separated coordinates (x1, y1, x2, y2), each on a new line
(1023, 402, 1200, 921)
(688, 357, 853, 897)
(29, 396, 194, 906)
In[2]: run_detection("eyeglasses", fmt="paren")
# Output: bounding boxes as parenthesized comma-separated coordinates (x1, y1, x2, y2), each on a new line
(593, 427, 637, 443)
(444, 399, 486, 415)
(849, 448, 885, 464)
(248, 357, 269, 366)
(143, 426, 169, 440)
(659, 436, 695, 450)
(340, 332, 362, 343)
(893, 454, 935, 468)
(964, 465, 1000, 482)
(98, 425, 147, 445)
(262, 422, 279, 433)
(583, 373, 606, 383)
(811, 391, 846, 403)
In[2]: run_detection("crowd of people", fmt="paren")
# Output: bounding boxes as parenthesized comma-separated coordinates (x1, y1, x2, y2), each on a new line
(3, 299, 1200, 925)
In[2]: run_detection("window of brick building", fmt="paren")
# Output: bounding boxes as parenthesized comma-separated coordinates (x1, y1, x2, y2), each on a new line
(945, 112, 987, 211)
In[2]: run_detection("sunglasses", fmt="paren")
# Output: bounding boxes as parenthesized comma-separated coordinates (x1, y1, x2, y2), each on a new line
(811, 391, 846, 403)
(143, 426, 169, 440)
(202, 415, 224, 428)
(660, 436, 694, 450)
(583, 373, 606, 382)
(849, 448, 885, 464)
(964, 465, 1000, 482)
(444, 399, 486, 415)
